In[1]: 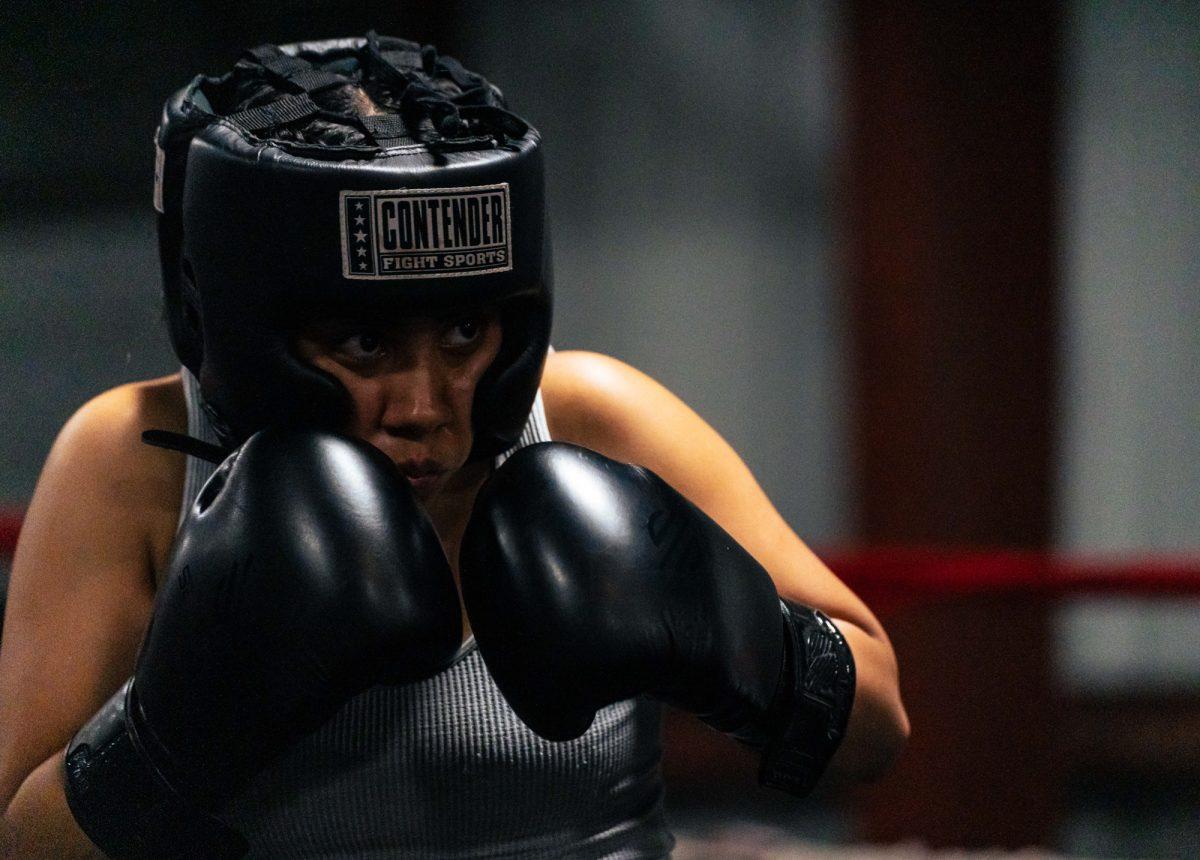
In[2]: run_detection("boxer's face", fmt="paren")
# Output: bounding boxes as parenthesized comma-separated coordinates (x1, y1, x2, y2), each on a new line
(294, 308, 503, 499)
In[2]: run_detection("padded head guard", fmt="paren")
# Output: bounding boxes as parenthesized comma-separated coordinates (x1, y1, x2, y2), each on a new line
(155, 33, 551, 457)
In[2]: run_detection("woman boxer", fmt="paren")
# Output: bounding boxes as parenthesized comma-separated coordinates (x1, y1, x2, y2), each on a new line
(0, 35, 908, 857)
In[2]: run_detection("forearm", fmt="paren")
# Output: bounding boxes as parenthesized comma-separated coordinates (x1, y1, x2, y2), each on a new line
(820, 619, 909, 787)
(2, 749, 102, 859)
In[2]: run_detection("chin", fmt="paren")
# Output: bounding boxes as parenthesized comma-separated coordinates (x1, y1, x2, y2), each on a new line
(406, 475, 445, 499)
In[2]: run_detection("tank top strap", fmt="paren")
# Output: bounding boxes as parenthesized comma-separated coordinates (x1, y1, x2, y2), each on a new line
(178, 367, 222, 530)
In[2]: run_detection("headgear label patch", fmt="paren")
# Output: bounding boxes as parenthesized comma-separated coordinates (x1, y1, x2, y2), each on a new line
(339, 184, 513, 279)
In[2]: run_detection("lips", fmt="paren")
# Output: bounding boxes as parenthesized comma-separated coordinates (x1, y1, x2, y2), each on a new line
(397, 459, 448, 493)
(397, 460, 444, 479)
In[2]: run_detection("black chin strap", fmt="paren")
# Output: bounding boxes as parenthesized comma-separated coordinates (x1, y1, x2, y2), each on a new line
(141, 429, 229, 465)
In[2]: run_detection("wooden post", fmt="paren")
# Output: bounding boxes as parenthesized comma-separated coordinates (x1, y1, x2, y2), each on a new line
(842, 1, 1063, 847)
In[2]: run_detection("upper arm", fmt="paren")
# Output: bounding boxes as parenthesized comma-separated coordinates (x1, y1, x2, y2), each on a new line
(0, 380, 183, 808)
(542, 350, 888, 643)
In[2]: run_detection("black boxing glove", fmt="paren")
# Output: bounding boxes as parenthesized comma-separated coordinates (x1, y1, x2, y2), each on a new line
(460, 442, 855, 797)
(64, 427, 461, 858)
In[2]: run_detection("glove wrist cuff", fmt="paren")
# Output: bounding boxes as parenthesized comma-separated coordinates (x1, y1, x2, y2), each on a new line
(63, 679, 248, 859)
(757, 601, 857, 797)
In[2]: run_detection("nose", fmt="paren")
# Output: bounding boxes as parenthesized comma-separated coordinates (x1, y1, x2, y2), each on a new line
(378, 346, 453, 441)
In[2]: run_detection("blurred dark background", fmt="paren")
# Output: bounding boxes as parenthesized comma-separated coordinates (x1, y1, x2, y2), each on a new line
(2, 2, 1197, 857)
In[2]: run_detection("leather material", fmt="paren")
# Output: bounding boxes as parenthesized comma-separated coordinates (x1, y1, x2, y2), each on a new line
(459, 442, 786, 744)
(176, 378, 673, 857)
(154, 36, 552, 453)
(65, 427, 461, 854)
(759, 601, 856, 797)
(64, 680, 248, 859)
(138, 426, 462, 803)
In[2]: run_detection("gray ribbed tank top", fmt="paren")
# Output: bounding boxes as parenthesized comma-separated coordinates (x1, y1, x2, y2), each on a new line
(176, 370, 674, 858)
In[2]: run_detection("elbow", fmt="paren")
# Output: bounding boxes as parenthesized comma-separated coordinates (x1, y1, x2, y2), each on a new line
(854, 645, 912, 783)
(829, 696, 909, 788)
(864, 698, 910, 783)
(822, 628, 911, 787)
(822, 618, 910, 786)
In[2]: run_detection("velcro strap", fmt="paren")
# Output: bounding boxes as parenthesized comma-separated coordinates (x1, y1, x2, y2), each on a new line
(245, 48, 348, 95)
(225, 93, 320, 133)
(63, 680, 248, 859)
(378, 49, 422, 73)
(758, 602, 856, 797)
(243, 44, 288, 65)
(436, 54, 484, 90)
(255, 53, 310, 77)
(359, 114, 412, 145)
(282, 68, 349, 94)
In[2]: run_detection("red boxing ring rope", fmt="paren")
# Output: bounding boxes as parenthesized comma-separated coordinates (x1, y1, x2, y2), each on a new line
(3, 508, 1199, 592)
(2, 505, 1198, 852)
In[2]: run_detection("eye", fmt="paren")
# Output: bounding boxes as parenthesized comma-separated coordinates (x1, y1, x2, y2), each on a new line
(441, 316, 486, 349)
(336, 331, 385, 361)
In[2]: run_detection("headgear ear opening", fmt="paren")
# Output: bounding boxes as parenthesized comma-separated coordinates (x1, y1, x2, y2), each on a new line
(155, 34, 552, 456)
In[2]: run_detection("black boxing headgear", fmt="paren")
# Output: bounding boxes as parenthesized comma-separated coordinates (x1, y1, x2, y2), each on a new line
(154, 34, 552, 457)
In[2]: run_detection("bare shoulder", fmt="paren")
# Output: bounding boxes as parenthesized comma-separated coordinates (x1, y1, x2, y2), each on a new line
(541, 350, 732, 478)
(541, 350, 761, 531)
(23, 373, 188, 583)
(48, 374, 187, 509)
(56, 373, 187, 457)
(541, 350, 683, 459)
(0, 376, 187, 803)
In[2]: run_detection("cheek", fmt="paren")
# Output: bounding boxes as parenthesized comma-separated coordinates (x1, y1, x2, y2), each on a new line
(449, 368, 485, 414)
(313, 364, 383, 429)
(445, 340, 501, 423)
(462, 334, 504, 397)
(477, 325, 505, 373)
(344, 382, 385, 424)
